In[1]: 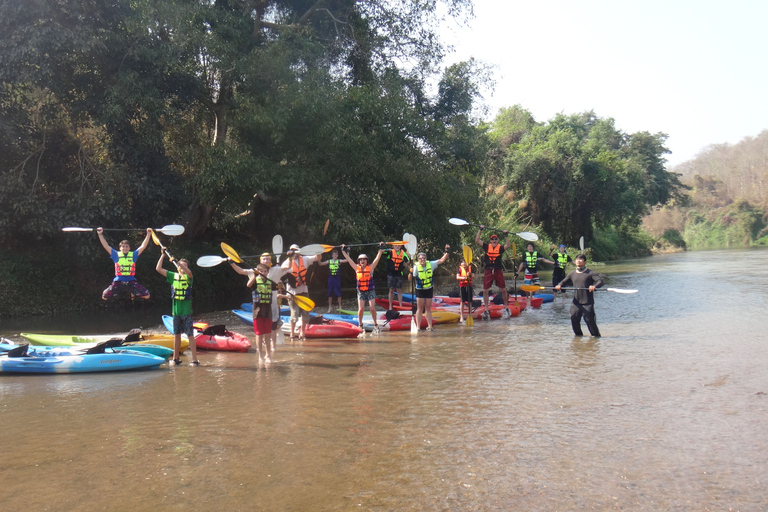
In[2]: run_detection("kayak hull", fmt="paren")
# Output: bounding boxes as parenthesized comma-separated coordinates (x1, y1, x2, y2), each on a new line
(21, 332, 190, 352)
(0, 352, 166, 374)
(162, 315, 251, 352)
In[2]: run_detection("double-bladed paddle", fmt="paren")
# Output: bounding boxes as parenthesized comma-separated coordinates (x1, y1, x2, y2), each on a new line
(200, 243, 315, 311)
(448, 218, 538, 241)
(520, 284, 638, 294)
(63, 224, 185, 236)
(462, 245, 474, 326)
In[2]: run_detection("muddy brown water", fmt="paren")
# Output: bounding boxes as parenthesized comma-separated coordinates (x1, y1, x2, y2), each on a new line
(1, 248, 767, 510)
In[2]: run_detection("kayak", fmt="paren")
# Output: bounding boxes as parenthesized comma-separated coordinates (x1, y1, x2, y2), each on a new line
(162, 315, 251, 352)
(0, 344, 166, 374)
(21, 332, 190, 352)
(234, 310, 362, 338)
(338, 308, 461, 325)
(0, 341, 173, 360)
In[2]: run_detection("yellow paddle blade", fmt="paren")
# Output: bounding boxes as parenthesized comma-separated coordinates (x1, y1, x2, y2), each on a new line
(462, 245, 472, 264)
(466, 312, 474, 326)
(220, 242, 242, 264)
(520, 284, 544, 293)
(512, 242, 517, 259)
(323, 219, 330, 236)
(293, 294, 315, 312)
(150, 230, 162, 246)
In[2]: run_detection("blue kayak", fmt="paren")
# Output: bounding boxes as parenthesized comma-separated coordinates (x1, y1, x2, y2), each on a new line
(0, 342, 173, 360)
(0, 344, 166, 374)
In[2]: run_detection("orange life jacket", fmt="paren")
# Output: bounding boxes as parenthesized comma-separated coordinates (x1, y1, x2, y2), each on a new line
(390, 249, 404, 271)
(356, 264, 373, 291)
(459, 266, 472, 287)
(486, 243, 502, 266)
(291, 257, 307, 287)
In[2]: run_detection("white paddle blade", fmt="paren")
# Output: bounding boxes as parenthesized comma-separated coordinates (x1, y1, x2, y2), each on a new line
(159, 224, 185, 236)
(606, 288, 638, 294)
(579, 236, 585, 252)
(299, 243, 327, 256)
(196, 255, 228, 267)
(517, 231, 539, 242)
(407, 234, 417, 257)
(62, 227, 93, 232)
(449, 217, 469, 226)
(273, 234, 283, 263)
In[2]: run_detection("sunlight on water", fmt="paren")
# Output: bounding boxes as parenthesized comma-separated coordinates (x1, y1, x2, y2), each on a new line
(1, 248, 767, 510)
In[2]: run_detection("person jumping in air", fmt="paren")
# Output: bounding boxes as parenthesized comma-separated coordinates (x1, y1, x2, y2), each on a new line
(98, 227, 152, 301)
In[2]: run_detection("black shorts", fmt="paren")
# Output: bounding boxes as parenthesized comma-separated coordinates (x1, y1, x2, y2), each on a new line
(460, 286, 473, 303)
(415, 288, 434, 299)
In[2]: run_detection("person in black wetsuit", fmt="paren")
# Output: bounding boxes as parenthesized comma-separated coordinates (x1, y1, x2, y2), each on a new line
(554, 254, 603, 337)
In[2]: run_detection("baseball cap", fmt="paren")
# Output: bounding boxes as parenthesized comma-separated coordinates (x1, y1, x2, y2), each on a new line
(490, 234, 498, 240)
(559, 244, 566, 248)
(289, 244, 300, 252)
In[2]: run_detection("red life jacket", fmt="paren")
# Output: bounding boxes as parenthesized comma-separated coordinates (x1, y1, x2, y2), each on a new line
(356, 264, 373, 291)
(486, 243, 502, 266)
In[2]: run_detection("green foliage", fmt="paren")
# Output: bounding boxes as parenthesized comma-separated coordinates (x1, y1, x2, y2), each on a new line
(682, 200, 766, 249)
(589, 226, 654, 261)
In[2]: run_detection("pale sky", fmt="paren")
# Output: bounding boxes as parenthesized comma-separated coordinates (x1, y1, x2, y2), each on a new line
(441, 0, 768, 167)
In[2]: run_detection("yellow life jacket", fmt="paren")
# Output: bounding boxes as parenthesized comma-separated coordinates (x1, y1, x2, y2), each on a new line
(416, 261, 433, 289)
(172, 272, 191, 301)
(115, 251, 136, 277)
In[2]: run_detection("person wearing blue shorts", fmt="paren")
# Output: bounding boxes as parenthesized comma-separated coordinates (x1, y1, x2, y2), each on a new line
(319, 249, 346, 312)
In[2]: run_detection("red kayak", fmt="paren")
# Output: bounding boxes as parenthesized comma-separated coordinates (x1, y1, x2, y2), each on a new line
(195, 325, 252, 352)
(302, 319, 363, 339)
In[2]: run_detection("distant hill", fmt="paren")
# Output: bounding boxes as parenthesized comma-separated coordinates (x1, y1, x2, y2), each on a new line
(672, 130, 768, 208)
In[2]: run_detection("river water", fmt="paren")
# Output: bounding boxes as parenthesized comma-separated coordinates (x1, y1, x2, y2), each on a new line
(1, 248, 766, 511)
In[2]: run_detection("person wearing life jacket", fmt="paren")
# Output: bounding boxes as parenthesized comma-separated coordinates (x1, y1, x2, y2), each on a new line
(340, 244, 385, 337)
(549, 244, 573, 300)
(318, 249, 347, 313)
(281, 244, 322, 341)
(155, 253, 199, 366)
(246, 263, 276, 363)
(408, 246, 450, 332)
(385, 244, 411, 310)
(475, 228, 511, 319)
(456, 259, 475, 323)
(229, 253, 289, 359)
(97, 227, 152, 301)
(515, 242, 554, 291)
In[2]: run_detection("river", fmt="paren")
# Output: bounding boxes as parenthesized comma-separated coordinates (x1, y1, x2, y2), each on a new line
(1, 248, 766, 510)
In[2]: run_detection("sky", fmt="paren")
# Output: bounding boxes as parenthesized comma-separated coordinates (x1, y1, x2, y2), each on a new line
(440, 0, 768, 167)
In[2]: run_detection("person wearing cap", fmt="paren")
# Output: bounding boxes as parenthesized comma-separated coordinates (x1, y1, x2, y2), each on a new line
(408, 246, 451, 331)
(516, 242, 554, 293)
(318, 248, 347, 313)
(550, 244, 573, 300)
(340, 244, 385, 336)
(475, 228, 511, 318)
(281, 244, 321, 340)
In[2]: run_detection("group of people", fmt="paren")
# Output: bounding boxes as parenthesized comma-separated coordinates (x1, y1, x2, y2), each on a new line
(96, 227, 604, 365)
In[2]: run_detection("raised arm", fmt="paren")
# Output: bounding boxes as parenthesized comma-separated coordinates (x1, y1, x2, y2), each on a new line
(502, 231, 511, 251)
(475, 227, 484, 246)
(229, 260, 253, 276)
(370, 245, 385, 270)
(340, 245, 356, 266)
(136, 228, 152, 255)
(155, 253, 168, 277)
(437, 244, 451, 265)
(96, 228, 112, 255)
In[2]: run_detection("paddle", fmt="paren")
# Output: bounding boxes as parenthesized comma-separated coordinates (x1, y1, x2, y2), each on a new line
(319, 240, 408, 252)
(449, 218, 538, 241)
(580, 236, 585, 253)
(511, 242, 520, 308)
(407, 234, 419, 333)
(217, 243, 315, 311)
(197, 243, 326, 268)
(63, 224, 185, 236)
(323, 219, 330, 236)
(151, 230, 179, 270)
(462, 245, 474, 326)
(273, 235, 283, 263)
(520, 285, 638, 294)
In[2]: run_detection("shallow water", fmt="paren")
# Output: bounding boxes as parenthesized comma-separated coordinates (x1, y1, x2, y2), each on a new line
(1, 248, 767, 510)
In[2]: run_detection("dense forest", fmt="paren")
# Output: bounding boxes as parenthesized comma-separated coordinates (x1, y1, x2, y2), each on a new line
(0, 0, 728, 316)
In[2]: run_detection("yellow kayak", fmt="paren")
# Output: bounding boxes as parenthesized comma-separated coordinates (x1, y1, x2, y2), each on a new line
(21, 333, 189, 353)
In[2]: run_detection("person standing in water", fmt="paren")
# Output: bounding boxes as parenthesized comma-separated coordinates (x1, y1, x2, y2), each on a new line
(550, 244, 573, 300)
(156, 254, 199, 366)
(555, 254, 604, 337)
